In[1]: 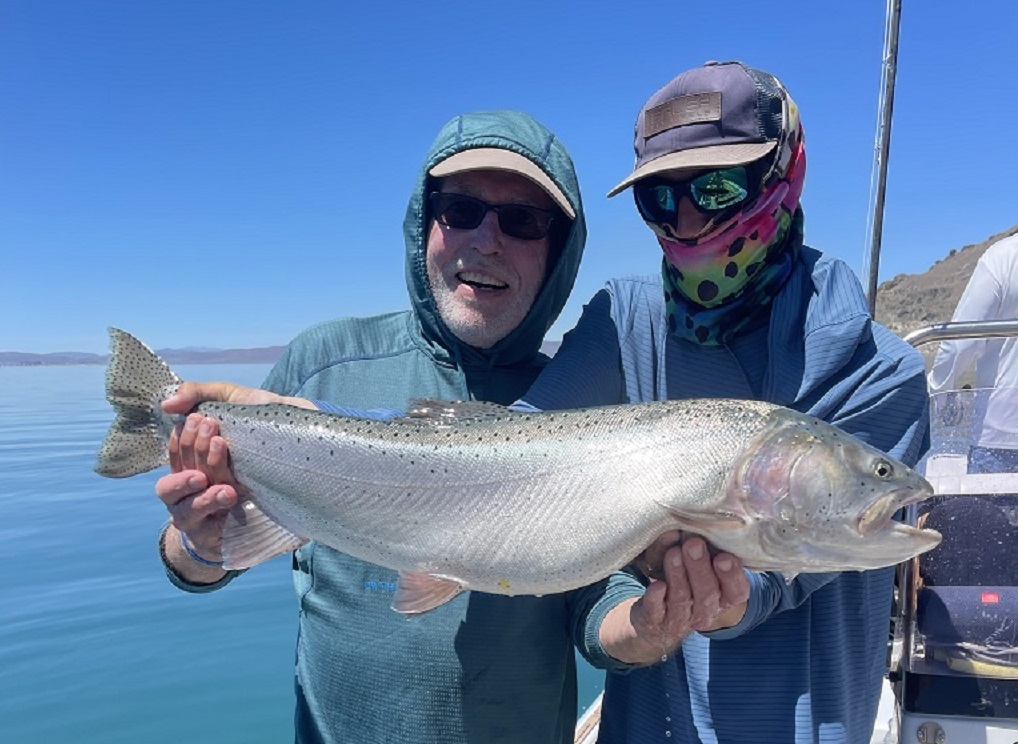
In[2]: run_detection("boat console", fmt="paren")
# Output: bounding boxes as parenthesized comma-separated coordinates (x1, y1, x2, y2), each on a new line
(891, 386, 1018, 743)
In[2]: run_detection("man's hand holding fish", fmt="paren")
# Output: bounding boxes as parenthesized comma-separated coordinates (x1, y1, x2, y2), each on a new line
(155, 382, 306, 584)
(598, 532, 750, 665)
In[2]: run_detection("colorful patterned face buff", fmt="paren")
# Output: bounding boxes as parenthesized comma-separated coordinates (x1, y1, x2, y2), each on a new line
(662, 208, 803, 345)
(653, 93, 807, 345)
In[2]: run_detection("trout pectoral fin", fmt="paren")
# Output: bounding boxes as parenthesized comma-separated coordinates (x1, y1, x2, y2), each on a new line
(221, 499, 308, 570)
(654, 501, 748, 532)
(392, 572, 465, 614)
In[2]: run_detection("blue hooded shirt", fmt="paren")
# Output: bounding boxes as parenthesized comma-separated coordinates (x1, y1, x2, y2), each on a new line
(520, 248, 930, 744)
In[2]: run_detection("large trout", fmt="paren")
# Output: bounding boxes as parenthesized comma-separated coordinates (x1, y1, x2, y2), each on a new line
(96, 328, 940, 613)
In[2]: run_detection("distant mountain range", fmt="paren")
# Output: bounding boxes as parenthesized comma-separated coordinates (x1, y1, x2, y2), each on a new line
(0, 346, 287, 367)
(4, 224, 1015, 368)
(0, 340, 566, 367)
(874, 223, 1018, 366)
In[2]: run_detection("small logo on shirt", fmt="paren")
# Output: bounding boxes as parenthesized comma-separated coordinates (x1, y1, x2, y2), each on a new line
(363, 579, 397, 593)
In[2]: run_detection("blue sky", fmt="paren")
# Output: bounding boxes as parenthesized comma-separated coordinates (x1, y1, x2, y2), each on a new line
(3, 1, 1016, 354)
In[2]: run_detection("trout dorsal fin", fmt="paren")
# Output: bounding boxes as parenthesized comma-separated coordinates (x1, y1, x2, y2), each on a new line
(404, 398, 511, 422)
(221, 499, 307, 570)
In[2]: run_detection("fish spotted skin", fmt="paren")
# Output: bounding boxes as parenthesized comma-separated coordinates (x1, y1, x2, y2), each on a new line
(96, 328, 941, 613)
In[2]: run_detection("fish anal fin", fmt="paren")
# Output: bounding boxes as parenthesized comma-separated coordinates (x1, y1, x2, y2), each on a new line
(392, 572, 465, 614)
(221, 499, 307, 570)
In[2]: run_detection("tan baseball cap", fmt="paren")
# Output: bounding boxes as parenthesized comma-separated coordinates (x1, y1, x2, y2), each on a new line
(430, 148, 575, 219)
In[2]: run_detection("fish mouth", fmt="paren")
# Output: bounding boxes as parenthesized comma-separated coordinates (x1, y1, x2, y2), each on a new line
(889, 522, 943, 547)
(858, 482, 935, 535)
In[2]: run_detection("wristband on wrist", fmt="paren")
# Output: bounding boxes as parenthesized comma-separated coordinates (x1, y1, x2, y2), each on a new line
(180, 530, 225, 567)
(158, 522, 192, 585)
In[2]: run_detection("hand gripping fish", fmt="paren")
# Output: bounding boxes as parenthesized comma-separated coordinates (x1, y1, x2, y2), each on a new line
(96, 328, 941, 613)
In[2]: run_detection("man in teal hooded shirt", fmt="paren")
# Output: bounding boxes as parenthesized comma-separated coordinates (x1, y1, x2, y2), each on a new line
(154, 108, 749, 743)
(156, 110, 593, 744)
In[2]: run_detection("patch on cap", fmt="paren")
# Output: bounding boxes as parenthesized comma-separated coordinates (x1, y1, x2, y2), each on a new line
(429, 148, 575, 219)
(644, 92, 722, 139)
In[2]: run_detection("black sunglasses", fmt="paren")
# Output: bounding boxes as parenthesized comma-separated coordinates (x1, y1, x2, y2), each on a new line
(428, 192, 558, 241)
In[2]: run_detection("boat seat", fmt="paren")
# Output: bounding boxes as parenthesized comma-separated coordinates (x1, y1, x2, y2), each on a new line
(913, 496, 1018, 678)
(919, 496, 1018, 587)
(916, 586, 1018, 677)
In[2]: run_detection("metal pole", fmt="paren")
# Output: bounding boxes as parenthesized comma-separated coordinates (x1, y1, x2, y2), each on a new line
(865, 0, 903, 316)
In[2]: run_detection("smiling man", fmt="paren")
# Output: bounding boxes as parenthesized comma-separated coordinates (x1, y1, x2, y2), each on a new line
(153, 110, 592, 744)
(424, 167, 566, 349)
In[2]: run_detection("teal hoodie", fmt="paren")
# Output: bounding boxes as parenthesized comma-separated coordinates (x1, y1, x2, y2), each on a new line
(405, 109, 586, 386)
(168, 111, 588, 744)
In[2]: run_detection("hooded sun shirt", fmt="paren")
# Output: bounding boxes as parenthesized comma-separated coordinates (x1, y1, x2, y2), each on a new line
(518, 247, 931, 744)
(162, 110, 590, 744)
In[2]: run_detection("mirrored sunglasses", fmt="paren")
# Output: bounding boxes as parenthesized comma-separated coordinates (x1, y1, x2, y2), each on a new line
(428, 192, 557, 241)
(633, 166, 754, 226)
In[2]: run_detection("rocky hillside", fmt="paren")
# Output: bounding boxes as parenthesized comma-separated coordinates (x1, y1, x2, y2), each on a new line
(875, 223, 1018, 364)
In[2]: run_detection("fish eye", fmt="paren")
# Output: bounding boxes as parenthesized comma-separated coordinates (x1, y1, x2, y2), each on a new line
(873, 459, 893, 479)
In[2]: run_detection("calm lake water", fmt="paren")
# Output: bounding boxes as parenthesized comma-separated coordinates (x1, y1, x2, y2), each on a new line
(0, 364, 603, 742)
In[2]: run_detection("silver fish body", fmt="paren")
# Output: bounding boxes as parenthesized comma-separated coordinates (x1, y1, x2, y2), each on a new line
(97, 328, 940, 612)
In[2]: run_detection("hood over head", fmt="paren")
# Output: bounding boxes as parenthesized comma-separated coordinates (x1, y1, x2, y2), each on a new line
(403, 110, 586, 368)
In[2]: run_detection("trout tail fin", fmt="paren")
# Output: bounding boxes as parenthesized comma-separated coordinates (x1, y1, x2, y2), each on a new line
(95, 327, 182, 478)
